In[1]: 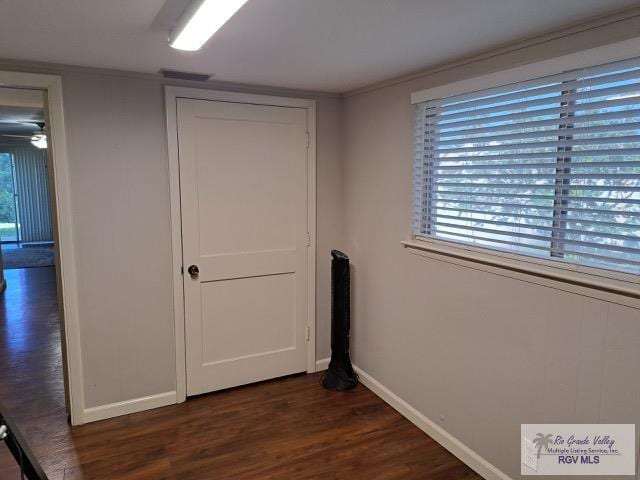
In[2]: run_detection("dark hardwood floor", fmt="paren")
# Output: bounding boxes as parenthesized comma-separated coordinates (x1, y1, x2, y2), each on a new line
(0, 441, 21, 480)
(0, 267, 64, 480)
(0, 267, 483, 480)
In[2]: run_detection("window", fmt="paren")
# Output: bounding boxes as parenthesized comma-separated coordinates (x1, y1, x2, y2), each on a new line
(413, 57, 640, 276)
(0, 153, 18, 243)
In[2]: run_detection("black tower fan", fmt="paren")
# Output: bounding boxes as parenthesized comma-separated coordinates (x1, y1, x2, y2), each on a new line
(322, 250, 358, 390)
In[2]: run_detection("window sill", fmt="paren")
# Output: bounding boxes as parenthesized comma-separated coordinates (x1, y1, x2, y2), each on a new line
(402, 238, 640, 301)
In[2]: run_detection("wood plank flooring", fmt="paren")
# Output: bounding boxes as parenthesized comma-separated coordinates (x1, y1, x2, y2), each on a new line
(0, 267, 483, 480)
(0, 442, 21, 480)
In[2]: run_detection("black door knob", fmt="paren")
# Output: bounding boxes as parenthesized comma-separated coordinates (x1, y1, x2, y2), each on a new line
(187, 265, 199, 277)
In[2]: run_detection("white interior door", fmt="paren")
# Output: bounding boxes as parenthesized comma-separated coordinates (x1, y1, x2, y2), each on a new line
(177, 98, 310, 396)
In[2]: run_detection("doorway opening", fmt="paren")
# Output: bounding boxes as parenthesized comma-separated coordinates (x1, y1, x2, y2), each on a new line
(0, 116, 55, 269)
(0, 85, 68, 477)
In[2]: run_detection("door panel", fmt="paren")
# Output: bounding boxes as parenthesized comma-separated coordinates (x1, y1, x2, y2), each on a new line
(194, 116, 300, 255)
(201, 273, 296, 365)
(177, 98, 309, 396)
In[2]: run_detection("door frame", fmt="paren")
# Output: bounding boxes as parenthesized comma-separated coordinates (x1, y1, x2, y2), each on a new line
(0, 71, 84, 424)
(165, 86, 317, 402)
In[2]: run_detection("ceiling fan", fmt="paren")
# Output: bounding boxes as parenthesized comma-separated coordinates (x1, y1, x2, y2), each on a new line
(1, 121, 47, 149)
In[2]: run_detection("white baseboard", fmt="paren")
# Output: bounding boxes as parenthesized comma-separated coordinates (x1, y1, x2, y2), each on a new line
(83, 391, 177, 423)
(353, 365, 512, 480)
(315, 357, 330, 371)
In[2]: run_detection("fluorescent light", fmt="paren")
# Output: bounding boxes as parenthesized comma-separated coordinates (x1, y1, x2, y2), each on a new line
(169, 0, 249, 51)
(31, 133, 47, 149)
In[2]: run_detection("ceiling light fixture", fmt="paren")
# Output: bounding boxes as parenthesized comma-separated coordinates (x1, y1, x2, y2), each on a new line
(31, 133, 47, 149)
(169, 0, 249, 51)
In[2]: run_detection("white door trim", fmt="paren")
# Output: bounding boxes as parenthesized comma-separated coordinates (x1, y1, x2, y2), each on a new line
(0, 71, 85, 425)
(164, 86, 317, 403)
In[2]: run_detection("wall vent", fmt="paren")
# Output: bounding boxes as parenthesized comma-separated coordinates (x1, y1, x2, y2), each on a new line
(160, 69, 212, 82)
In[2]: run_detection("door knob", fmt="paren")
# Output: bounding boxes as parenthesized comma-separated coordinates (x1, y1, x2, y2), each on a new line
(187, 265, 199, 277)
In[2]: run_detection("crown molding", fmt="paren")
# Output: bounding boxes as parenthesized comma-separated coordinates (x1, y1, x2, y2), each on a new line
(346, 5, 640, 97)
(0, 58, 341, 100)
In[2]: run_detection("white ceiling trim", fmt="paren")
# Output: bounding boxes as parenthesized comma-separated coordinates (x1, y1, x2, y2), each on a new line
(347, 5, 640, 97)
(0, 57, 341, 99)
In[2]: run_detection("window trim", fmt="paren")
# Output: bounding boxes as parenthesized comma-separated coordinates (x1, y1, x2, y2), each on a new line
(403, 237, 640, 299)
(411, 37, 640, 105)
(408, 37, 640, 293)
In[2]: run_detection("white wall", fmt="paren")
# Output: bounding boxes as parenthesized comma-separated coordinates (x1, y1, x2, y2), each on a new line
(62, 72, 176, 407)
(316, 96, 345, 359)
(342, 17, 640, 480)
(0, 64, 343, 412)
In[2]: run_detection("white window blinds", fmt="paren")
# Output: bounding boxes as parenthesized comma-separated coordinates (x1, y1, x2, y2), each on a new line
(413, 57, 640, 275)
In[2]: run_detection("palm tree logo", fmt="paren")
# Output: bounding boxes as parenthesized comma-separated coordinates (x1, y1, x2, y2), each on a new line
(532, 433, 554, 459)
